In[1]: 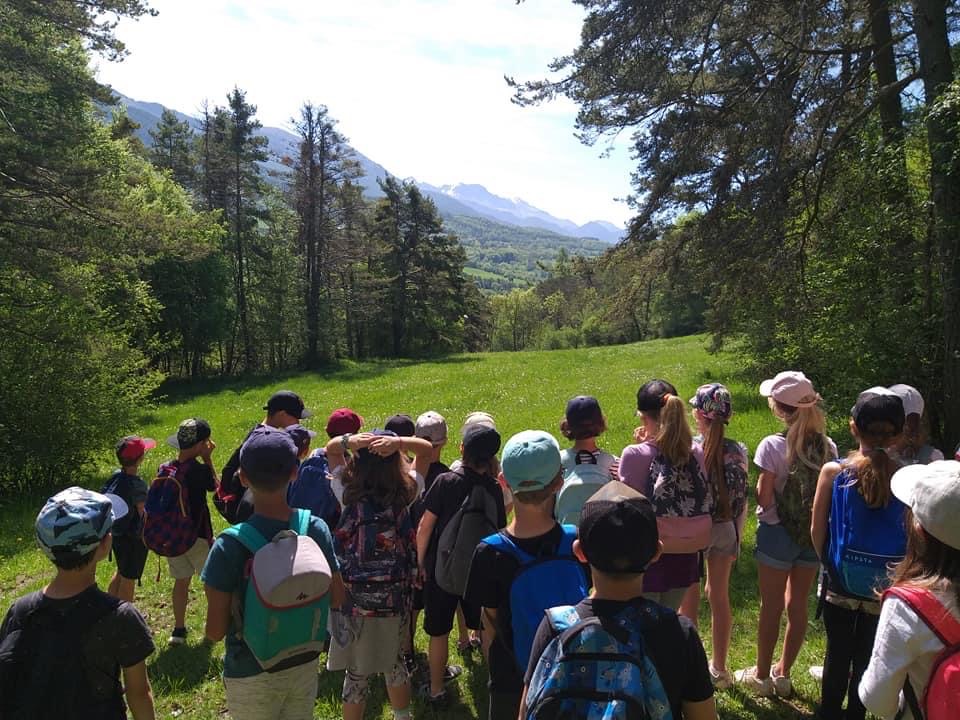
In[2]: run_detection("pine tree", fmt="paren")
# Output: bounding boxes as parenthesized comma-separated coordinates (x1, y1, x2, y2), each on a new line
(149, 108, 195, 188)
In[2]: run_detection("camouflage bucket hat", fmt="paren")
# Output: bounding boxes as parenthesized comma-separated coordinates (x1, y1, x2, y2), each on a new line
(35, 487, 127, 561)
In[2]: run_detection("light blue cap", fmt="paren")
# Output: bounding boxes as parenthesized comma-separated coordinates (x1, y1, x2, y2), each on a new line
(35, 487, 127, 561)
(501, 430, 562, 492)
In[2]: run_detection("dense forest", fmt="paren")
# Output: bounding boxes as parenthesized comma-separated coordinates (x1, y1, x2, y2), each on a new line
(2, 0, 959, 486)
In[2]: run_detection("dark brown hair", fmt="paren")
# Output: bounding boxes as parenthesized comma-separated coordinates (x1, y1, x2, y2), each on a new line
(512, 473, 563, 506)
(343, 451, 417, 512)
(701, 418, 730, 520)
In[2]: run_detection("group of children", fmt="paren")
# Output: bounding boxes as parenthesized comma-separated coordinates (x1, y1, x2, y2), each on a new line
(1, 381, 959, 720)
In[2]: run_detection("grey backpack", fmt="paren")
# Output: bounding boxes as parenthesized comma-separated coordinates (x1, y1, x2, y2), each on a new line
(435, 478, 499, 596)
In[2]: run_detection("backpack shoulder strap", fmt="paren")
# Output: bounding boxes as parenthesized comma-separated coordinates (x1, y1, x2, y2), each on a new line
(484, 531, 535, 564)
(221, 522, 269, 554)
(545, 605, 581, 633)
(884, 586, 960, 646)
(291, 508, 311, 535)
(558, 525, 578, 555)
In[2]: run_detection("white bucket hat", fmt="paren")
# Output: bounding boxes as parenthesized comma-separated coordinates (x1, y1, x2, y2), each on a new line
(891, 460, 960, 550)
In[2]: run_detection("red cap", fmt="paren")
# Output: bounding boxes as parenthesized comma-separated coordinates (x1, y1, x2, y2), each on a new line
(116, 436, 157, 464)
(325, 408, 363, 438)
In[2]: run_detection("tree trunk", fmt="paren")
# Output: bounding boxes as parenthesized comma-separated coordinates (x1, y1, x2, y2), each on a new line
(911, 0, 959, 448)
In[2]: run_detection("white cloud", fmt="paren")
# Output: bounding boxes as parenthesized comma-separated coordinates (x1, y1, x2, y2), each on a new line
(96, 0, 636, 226)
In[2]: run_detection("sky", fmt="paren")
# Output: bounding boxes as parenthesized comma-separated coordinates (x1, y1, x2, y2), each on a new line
(93, 0, 636, 228)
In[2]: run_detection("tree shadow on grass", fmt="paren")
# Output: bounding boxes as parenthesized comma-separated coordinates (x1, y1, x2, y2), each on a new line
(149, 639, 215, 693)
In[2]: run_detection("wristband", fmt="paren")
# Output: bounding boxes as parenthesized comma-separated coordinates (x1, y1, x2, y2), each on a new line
(341, 433, 351, 452)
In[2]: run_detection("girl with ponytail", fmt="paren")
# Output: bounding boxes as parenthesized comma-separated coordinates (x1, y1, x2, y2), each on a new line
(810, 389, 907, 720)
(619, 379, 713, 611)
(737, 371, 836, 697)
(688, 384, 748, 690)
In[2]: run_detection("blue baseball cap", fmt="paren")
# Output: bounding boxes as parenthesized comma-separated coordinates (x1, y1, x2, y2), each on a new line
(240, 426, 299, 479)
(36, 487, 128, 562)
(285, 424, 317, 452)
(501, 430, 562, 492)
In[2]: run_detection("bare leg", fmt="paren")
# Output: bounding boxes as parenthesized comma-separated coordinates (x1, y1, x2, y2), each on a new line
(679, 582, 701, 628)
(108, 571, 121, 598)
(706, 554, 735, 671)
(172, 577, 191, 628)
(428, 634, 449, 697)
(776, 565, 818, 677)
(116, 576, 136, 603)
(756, 562, 789, 678)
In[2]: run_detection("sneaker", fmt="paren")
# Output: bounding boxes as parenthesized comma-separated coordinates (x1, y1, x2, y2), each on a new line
(771, 670, 793, 698)
(735, 666, 774, 697)
(709, 665, 734, 690)
(425, 690, 449, 710)
(401, 653, 419, 677)
(443, 664, 463, 683)
(809, 665, 824, 683)
(168, 627, 188, 646)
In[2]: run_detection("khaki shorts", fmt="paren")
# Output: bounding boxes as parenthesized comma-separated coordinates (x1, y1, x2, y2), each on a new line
(167, 538, 210, 580)
(224, 660, 316, 720)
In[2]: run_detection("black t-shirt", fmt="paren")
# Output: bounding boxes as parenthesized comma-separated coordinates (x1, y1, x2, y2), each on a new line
(421, 468, 506, 578)
(523, 596, 714, 717)
(102, 470, 148, 536)
(180, 458, 215, 540)
(0, 586, 155, 719)
(464, 523, 565, 692)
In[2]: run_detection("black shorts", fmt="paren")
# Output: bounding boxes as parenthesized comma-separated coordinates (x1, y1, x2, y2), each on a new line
(412, 585, 425, 611)
(112, 534, 149, 580)
(422, 578, 480, 637)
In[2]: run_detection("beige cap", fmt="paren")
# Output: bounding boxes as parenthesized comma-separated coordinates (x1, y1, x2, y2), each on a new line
(415, 411, 447, 445)
(891, 460, 960, 550)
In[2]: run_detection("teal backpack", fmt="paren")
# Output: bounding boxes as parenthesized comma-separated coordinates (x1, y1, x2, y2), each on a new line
(221, 509, 332, 672)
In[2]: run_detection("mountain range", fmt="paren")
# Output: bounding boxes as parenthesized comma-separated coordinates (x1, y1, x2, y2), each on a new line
(110, 92, 624, 244)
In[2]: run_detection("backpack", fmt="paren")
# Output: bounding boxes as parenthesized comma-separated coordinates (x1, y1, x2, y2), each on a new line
(482, 526, 588, 672)
(775, 433, 829, 549)
(287, 451, 340, 530)
(556, 451, 611, 526)
(524, 603, 674, 720)
(824, 467, 907, 601)
(714, 439, 748, 523)
(142, 461, 198, 557)
(648, 451, 713, 549)
(101, 470, 136, 536)
(435, 475, 500, 596)
(0, 591, 123, 719)
(336, 500, 414, 615)
(883, 586, 960, 720)
(221, 509, 333, 672)
(215, 426, 258, 524)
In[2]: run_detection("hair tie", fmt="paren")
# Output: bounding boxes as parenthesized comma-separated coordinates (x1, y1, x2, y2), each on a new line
(661, 393, 673, 407)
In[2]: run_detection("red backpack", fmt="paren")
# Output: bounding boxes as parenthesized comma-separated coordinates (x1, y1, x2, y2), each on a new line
(142, 461, 197, 557)
(884, 586, 960, 720)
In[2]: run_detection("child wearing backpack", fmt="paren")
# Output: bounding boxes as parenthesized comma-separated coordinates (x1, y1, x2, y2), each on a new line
(327, 430, 419, 720)
(520, 481, 718, 720)
(859, 460, 960, 720)
(416, 423, 506, 709)
(889, 384, 944, 465)
(323, 406, 364, 505)
(285, 423, 341, 531)
(688, 383, 749, 690)
(809, 388, 907, 720)
(104, 435, 156, 602)
(152, 417, 217, 646)
(736, 371, 836, 697)
(619, 379, 713, 612)
(555, 396, 618, 525)
(201, 426, 344, 720)
(0, 487, 156, 720)
(464, 429, 589, 720)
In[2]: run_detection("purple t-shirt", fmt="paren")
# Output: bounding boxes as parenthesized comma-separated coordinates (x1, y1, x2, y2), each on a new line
(619, 441, 706, 592)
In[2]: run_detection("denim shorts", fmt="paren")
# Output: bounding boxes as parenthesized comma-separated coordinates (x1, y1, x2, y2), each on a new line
(755, 522, 820, 571)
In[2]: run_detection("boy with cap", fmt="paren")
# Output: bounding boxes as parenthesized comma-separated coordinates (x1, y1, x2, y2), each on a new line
(218, 391, 312, 523)
(202, 426, 344, 720)
(0, 487, 156, 719)
(416, 423, 506, 708)
(521, 482, 717, 720)
(464, 429, 589, 720)
(104, 435, 156, 602)
(164, 417, 218, 645)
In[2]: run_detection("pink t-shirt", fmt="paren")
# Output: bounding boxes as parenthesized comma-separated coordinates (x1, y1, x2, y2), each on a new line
(753, 433, 837, 525)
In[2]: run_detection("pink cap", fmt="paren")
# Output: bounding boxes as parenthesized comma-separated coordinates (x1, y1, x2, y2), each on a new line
(759, 371, 822, 408)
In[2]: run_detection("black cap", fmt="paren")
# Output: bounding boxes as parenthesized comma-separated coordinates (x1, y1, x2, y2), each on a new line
(384, 414, 415, 437)
(358, 429, 400, 464)
(462, 424, 501, 463)
(579, 482, 659, 573)
(284, 424, 316, 453)
(851, 390, 905, 435)
(637, 379, 678, 413)
(240, 426, 299, 478)
(264, 390, 311, 419)
(565, 395, 602, 425)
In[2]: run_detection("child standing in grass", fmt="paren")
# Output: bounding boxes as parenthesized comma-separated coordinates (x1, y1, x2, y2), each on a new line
(859, 460, 960, 720)
(286, 423, 341, 531)
(323, 407, 365, 506)
(328, 430, 419, 720)
(736, 371, 836, 697)
(889, 384, 944, 465)
(202, 426, 344, 720)
(104, 435, 156, 602)
(689, 383, 749, 690)
(0, 487, 156, 720)
(560, 395, 619, 478)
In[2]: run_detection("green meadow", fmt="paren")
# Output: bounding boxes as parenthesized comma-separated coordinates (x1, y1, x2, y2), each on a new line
(0, 335, 835, 719)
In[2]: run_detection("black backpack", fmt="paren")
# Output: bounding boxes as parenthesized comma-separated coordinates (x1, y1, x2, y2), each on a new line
(215, 426, 259, 524)
(0, 591, 124, 719)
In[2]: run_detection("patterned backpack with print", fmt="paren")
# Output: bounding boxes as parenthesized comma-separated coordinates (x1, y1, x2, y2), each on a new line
(647, 450, 713, 549)
(775, 433, 829, 549)
(142, 461, 197, 557)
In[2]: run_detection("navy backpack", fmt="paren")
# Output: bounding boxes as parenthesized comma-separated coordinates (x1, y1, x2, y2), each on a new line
(287, 450, 340, 530)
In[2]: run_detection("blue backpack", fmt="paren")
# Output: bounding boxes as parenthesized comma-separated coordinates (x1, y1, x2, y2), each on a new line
(825, 467, 908, 601)
(482, 526, 588, 672)
(287, 451, 340, 530)
(525, 603, 674, 720)
(556, 452, 611, 526)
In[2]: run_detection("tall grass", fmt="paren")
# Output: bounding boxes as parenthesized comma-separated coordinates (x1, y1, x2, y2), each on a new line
(0, 335, 835, 718)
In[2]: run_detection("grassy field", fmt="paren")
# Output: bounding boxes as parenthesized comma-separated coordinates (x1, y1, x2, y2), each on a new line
(0, 335, 832, 718)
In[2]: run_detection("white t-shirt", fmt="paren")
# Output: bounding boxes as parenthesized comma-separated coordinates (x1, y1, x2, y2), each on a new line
(560, 448, 618, 479)
(753, 433, 837, 525)
(859, 588, 960, 719)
